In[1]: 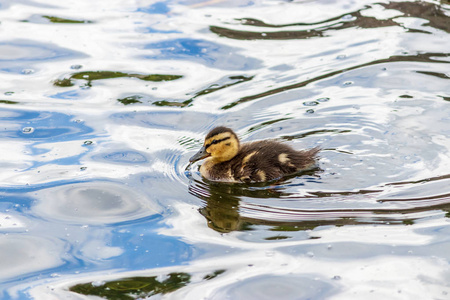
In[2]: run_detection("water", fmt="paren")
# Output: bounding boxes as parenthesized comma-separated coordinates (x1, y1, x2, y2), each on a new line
(0, 0, 449, 299)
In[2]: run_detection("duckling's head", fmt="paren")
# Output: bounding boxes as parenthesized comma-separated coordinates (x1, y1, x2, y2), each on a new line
(190, 126, 240, 163)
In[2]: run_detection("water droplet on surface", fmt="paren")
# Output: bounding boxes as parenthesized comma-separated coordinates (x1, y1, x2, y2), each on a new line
(4, 91, 14, 96)
(22, 127, 34, 134)
(317, 97, 330, 102)
(343, 81, 353, 86)
(336, 54, 346, 59)
(261, 32, 267, 37)
(333, 275, 341, 280)
(306, 109, 314, 114)
(303, 101, 318, 106)
(80, 167, 87, 171)
(71, 64, 82, 70)
(21, 69, 35, 74)
(341, 14, 353, 21)
(83, 141, 93, 145)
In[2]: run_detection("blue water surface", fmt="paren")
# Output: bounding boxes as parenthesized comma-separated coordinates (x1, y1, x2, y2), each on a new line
(1, 0, 450, 299)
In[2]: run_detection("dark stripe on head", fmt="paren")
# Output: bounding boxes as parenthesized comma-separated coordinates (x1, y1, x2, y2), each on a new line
(205, 137, 230, 150)
(205, 126, 236, 140)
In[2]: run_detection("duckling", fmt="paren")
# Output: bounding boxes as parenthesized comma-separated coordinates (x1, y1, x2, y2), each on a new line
(189, 126, 319, 182)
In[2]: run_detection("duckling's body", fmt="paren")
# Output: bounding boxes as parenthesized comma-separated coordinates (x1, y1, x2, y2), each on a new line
(189, 126, 319, 183)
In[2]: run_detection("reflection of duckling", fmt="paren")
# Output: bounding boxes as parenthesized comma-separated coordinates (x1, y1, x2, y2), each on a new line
(189, 126, 319, 182)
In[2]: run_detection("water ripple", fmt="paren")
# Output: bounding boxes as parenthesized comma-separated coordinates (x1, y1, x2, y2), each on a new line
(32, 181, 162, 225)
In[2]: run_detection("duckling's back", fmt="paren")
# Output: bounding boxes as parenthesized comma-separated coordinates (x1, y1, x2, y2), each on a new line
(227, 141, 319, 182)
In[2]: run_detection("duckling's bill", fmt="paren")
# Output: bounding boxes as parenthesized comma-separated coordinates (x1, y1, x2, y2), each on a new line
(189, 146, 210, 163)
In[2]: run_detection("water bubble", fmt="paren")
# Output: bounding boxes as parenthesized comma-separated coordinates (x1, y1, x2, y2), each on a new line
(4, 91, 14, 96)
(21, 69, 35, 75)
(343, 81, 353, 86)
(303, 101, 318, 106)
(306, 109, 314, 114)
(22, 127, 35, 134)
(261, 32, 267, 37)
(71, 64, 82, 70)
(341, 14, 353, 21)
(80, 167, 87, 171)
(336, 54, 346, 59)
(83, 141, 93, 146)
(317, 97, 330, 102)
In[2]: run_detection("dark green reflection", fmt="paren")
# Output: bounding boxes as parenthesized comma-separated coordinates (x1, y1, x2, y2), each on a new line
(54, 71, 182, 87)
(152, 75, 253, 108)
(69, 270, 227, 299)
(203, 269, 226, 280)
(117, 95, 143, 105)
(42, 16, 93, 23)
(153, 99, 193, 107)
(265, 235, 290, 240)
(0, 100, 19, 105)
(70, 273, 190, 299)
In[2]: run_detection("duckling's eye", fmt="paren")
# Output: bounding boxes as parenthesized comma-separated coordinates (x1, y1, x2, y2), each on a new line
(206, 137, 230, 149)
